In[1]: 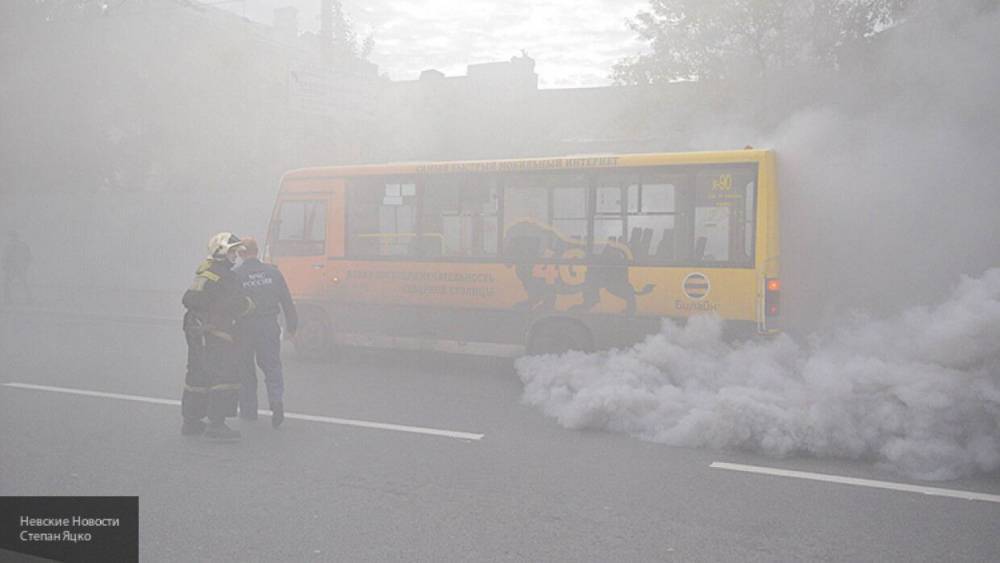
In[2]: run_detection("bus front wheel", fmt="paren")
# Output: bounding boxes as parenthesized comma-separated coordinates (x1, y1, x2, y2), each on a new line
(527, 320, 593, 355)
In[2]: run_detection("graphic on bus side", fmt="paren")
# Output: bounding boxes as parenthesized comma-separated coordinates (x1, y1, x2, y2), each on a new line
(682, 272, 711, 300)
(505, 219, 654, 316)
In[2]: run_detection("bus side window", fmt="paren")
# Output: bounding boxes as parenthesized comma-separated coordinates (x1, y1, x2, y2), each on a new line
(692, 167, 757, 266)
(503, 173, 587, 258)
(271, 200, 326, 257)
(593, 183, 624, 256)
(422, 175, 498, 258)
(419, 179, 458, 257)
(654, 229, 675, 260)
(552, 186, 587, 244)
(627, 176, 681, 264)
(694, 206, 730, 262)
(503, 183, 550, 256)
(742, 180, 756, 262)
(381, 182, 417, 256)
(347, 178, 417, 257)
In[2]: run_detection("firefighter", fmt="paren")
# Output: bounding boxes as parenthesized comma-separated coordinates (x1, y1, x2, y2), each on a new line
(234, 237, 297, 428)
(181, 232, 255, 439)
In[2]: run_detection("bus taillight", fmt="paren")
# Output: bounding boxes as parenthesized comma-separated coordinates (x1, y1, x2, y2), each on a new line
(765, 278, 780, 316)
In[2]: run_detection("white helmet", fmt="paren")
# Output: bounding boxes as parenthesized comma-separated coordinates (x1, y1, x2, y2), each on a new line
(207, 232, 243, 260)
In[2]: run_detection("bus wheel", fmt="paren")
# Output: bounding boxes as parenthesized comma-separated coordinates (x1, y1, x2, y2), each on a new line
(528, 320, 593, 355)
(293, 309, 333, 361)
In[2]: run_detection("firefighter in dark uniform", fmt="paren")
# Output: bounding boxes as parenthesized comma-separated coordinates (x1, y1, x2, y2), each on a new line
(181, 232, 255, 439)
(234, 237, 297, 428)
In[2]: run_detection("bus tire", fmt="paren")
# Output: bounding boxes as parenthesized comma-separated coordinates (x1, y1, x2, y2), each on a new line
(292, 308, 334, 361)
(527, 319, 593, 355)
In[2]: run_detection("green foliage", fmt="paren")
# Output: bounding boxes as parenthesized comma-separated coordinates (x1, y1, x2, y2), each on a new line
(326, 0, 374, 61)
(613, 0, 910, 84)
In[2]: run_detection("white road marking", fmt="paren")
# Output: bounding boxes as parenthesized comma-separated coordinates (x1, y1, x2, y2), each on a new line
(1, 307, 179, 326)
(710, 462, 1000, 504)
(2, 382, 484, 441)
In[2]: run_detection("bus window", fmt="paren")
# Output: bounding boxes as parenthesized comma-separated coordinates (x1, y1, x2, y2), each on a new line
(627, 174, 684, 263)
(693, 206, 730, 261)
(593, 183, 624, 252)
(503, 178, 550, 257)
(271, 200, 326, 257)
(744, 180, 756, 261)
(503, 173, 588, 258)
(552, 186, 587, 244)
(693, 165, 757, 265)
(348, 178, 418, 257)
(421, 175, 499, 258)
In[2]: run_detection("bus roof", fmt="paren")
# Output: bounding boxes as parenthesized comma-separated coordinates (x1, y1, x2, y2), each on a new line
(280, 149, 773, 186)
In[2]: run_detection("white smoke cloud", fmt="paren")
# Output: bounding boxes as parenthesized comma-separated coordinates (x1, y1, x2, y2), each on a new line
(516, 3, 1000, 481)
(773, 3, 1000, 333)
(517, 269, 1000, 481)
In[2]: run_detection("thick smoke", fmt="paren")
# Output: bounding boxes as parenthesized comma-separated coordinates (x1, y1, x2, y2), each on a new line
(518, 268, 1000, 481)
(774, 2, 1000, 333)
(517, 3, 1000, 480)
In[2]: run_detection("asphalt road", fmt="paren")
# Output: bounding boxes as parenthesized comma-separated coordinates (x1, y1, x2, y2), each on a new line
(1, 311, 999, 562)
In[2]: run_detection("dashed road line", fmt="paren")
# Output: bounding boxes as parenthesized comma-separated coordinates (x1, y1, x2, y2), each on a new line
(3, 382, 484, 441)
(710, 462, 1000, 504)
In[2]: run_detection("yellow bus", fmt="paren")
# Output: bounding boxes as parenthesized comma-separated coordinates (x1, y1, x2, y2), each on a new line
(267, 149, 780, 358)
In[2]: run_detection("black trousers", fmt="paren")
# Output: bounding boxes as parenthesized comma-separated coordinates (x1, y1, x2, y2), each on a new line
(182, 330, 241, 422)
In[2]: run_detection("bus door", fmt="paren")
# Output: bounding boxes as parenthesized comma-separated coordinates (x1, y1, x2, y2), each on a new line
(267, 181, 343, 302)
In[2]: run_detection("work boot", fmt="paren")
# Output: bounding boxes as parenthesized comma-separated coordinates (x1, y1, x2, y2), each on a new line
(271, 401, 284, 428)
(205, 420, 241, 440)
(181, 418, 206, 436)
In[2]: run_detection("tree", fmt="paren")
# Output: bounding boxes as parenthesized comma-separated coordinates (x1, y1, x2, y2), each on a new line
(322, 0, 374, 61)
(612, 0, 910, 84)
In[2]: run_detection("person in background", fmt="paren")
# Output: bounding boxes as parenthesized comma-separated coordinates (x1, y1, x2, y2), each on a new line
(181, 232, 255, 440)
(234, 237, 297, 428)
(2, 230, 33, 305)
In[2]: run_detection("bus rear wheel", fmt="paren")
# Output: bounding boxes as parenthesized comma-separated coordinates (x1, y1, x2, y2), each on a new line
(292, 309, 334, 361)
(528, 320, 593, 355)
